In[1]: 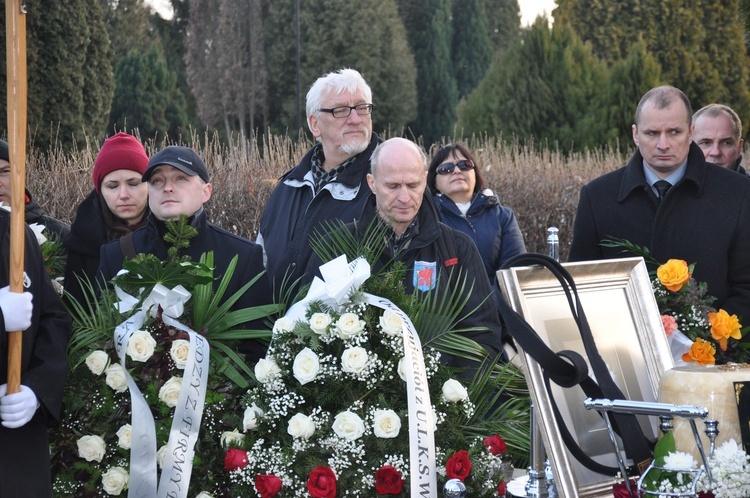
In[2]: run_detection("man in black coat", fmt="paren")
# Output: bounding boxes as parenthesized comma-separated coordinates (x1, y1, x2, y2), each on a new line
(311, 137, 504, 365)
(98, 146, 273, 362)
(570, 85, 750, 321)
(692, 103, 747, 175)
(257, 68, 381, 290)
(0, 209, 72, 497)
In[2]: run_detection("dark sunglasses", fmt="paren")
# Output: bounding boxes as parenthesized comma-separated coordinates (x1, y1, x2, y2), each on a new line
(436, 160, 475, 175)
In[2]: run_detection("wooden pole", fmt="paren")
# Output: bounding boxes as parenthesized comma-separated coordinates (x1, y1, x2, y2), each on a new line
(5, 0, 27, 395)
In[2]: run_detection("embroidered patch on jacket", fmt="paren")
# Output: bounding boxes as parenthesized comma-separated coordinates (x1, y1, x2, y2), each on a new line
(413, 261, 437, 291)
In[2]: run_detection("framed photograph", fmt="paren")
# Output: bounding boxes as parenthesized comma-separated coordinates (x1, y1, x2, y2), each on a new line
(497, 257, 674, 498)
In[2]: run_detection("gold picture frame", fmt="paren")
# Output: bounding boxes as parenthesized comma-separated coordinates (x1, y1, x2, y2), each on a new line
(497, 257, 674, 498)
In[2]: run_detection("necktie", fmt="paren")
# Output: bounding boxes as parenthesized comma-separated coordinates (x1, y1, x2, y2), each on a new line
(654, 180, 672, 201)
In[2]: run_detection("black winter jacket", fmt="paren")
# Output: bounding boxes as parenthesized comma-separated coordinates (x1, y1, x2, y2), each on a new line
(63, 189, 109, 304)
(98, 210, 273, 362)
(258, 133, 381, 287)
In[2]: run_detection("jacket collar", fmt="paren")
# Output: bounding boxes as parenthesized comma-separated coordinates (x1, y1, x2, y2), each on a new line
(284, 132, 380, 187)
(618, 142, 707, 202)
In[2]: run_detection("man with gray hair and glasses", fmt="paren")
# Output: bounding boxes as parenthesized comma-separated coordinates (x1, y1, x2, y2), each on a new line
(257, 68, 381, 291)
(692, 103, 746, 174)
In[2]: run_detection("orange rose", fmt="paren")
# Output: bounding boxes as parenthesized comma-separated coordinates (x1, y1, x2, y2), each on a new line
(709, 309, 742, 351)
(682, 337, 716, 365)
(656, 259, 691, 292)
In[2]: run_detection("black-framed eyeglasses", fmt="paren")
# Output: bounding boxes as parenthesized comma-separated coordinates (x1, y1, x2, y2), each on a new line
(436, 160, 475, 175)
(318, 103, 374, 118)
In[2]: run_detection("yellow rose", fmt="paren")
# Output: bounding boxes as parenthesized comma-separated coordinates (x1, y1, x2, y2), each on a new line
(681, 337, 716, 366)
(709, 309, 742, 351)
(657, 259, 691, 292)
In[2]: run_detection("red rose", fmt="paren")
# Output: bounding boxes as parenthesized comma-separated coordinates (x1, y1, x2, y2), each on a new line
(375, 465, 404, 495)
(483, 434, 507, 455)
(612, 479, 637, 498)
(255, 474, 282, 498)
(445, 450, 472, 481)
(307, 465, 337, 498)
(224, 448, 249, 471)
(497, 481, 507, 496)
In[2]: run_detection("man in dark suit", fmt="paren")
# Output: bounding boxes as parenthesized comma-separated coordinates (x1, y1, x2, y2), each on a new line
(569, 85, 750, 321)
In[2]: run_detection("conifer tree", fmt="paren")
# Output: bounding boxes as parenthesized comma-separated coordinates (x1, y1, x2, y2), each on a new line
(0, 0, 114, 149)
(396, 0, 458, 145)
(109, 45, 187, 141)
(263, 0, 417, 138)
(457, 19, 608, 152)
(452, 0, 493, 100)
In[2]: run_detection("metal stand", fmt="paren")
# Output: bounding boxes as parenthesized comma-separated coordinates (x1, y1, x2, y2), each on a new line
(583, 398, 719, 497)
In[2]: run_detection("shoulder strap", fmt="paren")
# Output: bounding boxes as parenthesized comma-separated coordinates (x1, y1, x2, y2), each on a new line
(119, 232, 137, 260)
(499, 253, 653, 475)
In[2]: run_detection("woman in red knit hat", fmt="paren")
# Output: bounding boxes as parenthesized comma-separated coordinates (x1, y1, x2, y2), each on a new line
(63, 132, 149, 304)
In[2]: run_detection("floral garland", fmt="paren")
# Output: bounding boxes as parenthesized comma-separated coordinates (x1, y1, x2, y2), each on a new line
(50, 217, 279, 497)
(653, 258, 748, 366)
(600, 238, 749, 365)
(223, 257, 528, 497)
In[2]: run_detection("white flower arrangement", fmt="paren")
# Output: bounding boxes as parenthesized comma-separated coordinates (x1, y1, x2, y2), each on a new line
(224, 290, 526, 497)
(639, 432, 750, 498)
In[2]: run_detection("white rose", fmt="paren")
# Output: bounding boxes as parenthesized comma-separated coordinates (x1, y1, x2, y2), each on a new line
(332, 411, 365, 440)
(116, 424, 132, 449)
(101, 466, 129, 496)
(170, 339, 190, 369)
(243, 403, 264, 431)
(292, 347, 320, 385)
(287, 413, 316, 440)
(442, 379, 469, 402)
(372, 409, 401, 438)
(195, 493, 215, 498)
(309, 312, 332, 335)
(77, 435, 106, 462)
(157, 445, 168, 469)
(159, 376, 183, 408)
(273, 316, 296, 335)
(379, 309, 404, 336)
(85, 350, 110, 375)
(335, 313, 366, 339)
(341, 347, 369, 374)
(126, 330, 157, 362)
(105, 363, 128, 393)
(254, 357, 281, 383)
(397, 357, 408, 381)
(221, 429, 246, 448)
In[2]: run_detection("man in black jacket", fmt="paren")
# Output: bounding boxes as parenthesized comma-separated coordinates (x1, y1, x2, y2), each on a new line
(570, 86, 750, 321)
(98, 146, 273, 362)
(353, 138, 504, 363)
(257, 68, 381, 290)
(0, 209, 71, 497)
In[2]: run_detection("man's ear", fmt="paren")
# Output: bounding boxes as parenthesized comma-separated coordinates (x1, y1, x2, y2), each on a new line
(308, 114, 322, 139)
(202, 182, 213, 203)
(366, 173, 375, 194)
(632, 124, 639, 147)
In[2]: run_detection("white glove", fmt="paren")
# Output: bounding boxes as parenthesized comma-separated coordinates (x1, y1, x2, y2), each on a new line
(0, 384, 38, 428)
(0, 286, 32, 331)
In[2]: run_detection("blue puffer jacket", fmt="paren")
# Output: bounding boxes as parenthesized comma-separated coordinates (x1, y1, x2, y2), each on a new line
(433, 190, 526, 285)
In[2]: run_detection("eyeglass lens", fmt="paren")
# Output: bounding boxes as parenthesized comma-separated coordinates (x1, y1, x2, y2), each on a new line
(436, 160, 474, 175)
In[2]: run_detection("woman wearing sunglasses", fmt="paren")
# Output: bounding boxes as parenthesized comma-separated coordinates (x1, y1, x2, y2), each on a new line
(427, 143, 526, 288)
